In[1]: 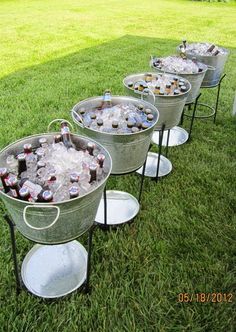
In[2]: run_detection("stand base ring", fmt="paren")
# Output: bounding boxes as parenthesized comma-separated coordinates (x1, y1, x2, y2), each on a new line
(136, 152, 172, 178)
(152, 126, 189, 147)
(95, 190, 140, 226)
(21, 241, 87, 298)
(184, 103, 215, 119)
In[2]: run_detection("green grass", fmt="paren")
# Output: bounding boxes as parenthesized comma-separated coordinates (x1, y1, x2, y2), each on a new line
(0, 0, 236, 331)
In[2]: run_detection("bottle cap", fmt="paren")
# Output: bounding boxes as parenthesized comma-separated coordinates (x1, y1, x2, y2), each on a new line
(97, 119, 103, 126)
(39, 137, 47, 145)
(79, 107, 86, 115)
(147, 114, 154, 121)
(87, 142, 95, 155)
(174, 89, 180, 95)
(127, 121, 135, 128)
(112, 120, 119, 128)
(137, 104, 144, 111)
(17, 153, 26, 161)
(19, 187, 30, 198)
(90, 113, 96, 120)
(180, 86, 187, 92)
(127, 81, 133, 87)
(131, 127, 139, 133)
(141, 122, 149, 130)
(145, 108, 152, 115)
(23, 143, 32, 153)
(69, 186, 79, 198)
(97, 154, 105, 167)
(166, 83, 171, 89)
(70, 172, 79, 183)
(42, 190, 53, 202)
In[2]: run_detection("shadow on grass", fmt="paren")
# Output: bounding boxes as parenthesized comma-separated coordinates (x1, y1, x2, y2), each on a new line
(0, 34, 235, 147)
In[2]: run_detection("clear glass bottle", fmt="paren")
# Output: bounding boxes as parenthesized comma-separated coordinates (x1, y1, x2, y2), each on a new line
(60, 121, 75, 149)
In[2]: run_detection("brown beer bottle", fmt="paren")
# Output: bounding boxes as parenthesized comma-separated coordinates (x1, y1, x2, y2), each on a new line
(0, 168, 10, 193)
(61, 121, 75, 149)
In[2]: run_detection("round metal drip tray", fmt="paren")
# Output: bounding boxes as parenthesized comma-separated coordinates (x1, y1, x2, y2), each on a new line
(152, 127, 189, 147)
(136, 152, 172, 178)
(21, 241, 87, 298)
(95, 190, 140, 226)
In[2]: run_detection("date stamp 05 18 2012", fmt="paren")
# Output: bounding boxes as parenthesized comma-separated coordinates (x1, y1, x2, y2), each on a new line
(177, 293, 234, 303)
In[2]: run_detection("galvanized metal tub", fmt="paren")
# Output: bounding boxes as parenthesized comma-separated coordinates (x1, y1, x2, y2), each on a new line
(177, 44, 229, 87)
(71, 96, 159, 175)
(123, 73, 191, 131)
(0, 133, 112, 244)
(150, 59, 207, 104)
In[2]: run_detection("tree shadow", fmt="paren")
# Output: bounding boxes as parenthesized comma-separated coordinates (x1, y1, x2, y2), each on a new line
(0, 34, 235, 147)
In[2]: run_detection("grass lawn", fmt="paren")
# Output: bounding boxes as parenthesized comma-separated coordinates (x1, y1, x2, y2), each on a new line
(0, 0, 236, 331)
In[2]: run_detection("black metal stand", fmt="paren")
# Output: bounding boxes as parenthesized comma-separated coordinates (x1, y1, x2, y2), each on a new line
(183, 74, 226, 124)
(155, 123, 166, 182)
(83, 224, 95, 294)
(4, 214, 21, 294)
(96, 153, 148, 229)
(141, 124, 172, 181)
(3, 213, 95, 297)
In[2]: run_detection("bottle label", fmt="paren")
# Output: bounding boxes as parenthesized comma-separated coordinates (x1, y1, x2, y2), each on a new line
(61, 126, 70, 135)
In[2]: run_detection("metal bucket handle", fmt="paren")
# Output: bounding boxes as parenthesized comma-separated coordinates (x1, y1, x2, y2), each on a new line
(71, 109, 84, 129)
(47, 119, 74, 132)
(23, 205, 60, 231)
(141, 88, 156, 105)
(133, 80, 156, 105)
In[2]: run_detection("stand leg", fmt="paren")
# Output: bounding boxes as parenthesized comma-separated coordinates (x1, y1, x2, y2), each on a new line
(213, 74, 226, 123)
(180, 110, 184, 126)
(165, 129, 170, 158)
(138, 156, 147, 203)
(155, 124, 165, 182)
(4, 214, 21, 294)
(83, 225, 95, 294)
(103, 186, 108, 229)
(188, 93, 201, 141)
